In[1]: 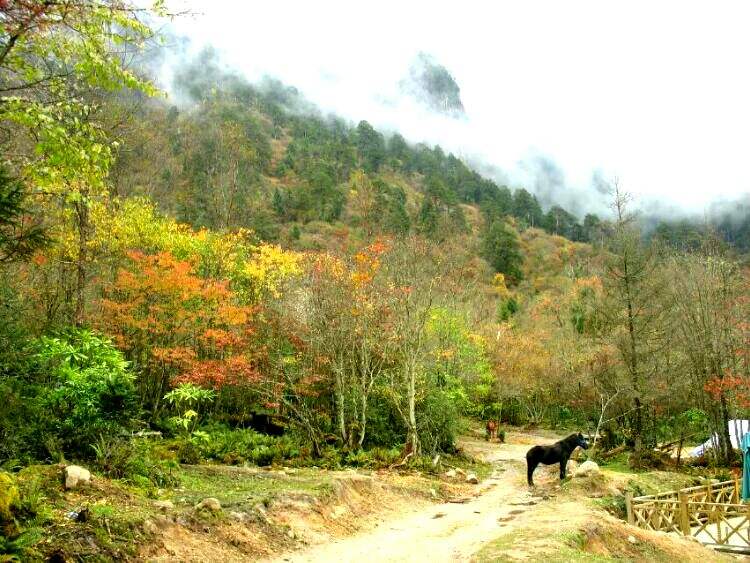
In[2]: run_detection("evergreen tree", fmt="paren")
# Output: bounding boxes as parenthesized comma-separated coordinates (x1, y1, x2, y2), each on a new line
(0, 167, 46, 263)
(356, 120, 386, 172)
(512, 189, 544, 228)
(481, 221, 524, 283)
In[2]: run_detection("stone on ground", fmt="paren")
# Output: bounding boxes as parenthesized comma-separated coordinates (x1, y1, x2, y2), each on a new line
(64, 465, 91, 490)
(195, 497, 222, 513)
(573, 460, 600, 478)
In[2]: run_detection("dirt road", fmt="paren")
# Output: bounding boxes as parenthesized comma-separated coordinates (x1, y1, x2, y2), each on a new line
(269, 431, 567, 563)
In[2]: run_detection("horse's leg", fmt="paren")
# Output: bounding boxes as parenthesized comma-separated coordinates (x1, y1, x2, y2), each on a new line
(527, 459, 538, 486)
(560, 456, 568, 480)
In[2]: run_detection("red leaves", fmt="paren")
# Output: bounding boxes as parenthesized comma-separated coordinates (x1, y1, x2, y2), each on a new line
(705, 371, 750, 409)
(174, 356, 260, 390)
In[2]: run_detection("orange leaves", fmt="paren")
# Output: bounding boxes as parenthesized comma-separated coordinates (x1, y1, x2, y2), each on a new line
(217, 304, 254, 326)
(352, 238, 391, 288)
(96, 250, 258, 390)
(152, 347, 196, 369)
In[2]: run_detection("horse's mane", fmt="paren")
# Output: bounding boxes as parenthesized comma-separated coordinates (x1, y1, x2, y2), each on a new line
(560, 433, 581, 445)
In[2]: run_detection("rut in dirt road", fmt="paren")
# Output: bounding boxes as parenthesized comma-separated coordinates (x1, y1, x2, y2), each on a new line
(270, 434, 559, 563)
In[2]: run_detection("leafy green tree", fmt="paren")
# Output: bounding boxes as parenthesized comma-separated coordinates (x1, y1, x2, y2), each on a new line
(33, 329, 138, 456)
(512, 189, 544, 228)
(544, 205, 580, 240)
(0, 0, 162, 326)
(481, 221, 524, 283)
(583, 213, 605, 244)
(355, 120, 386, 172)
(387, 133, 411, 164)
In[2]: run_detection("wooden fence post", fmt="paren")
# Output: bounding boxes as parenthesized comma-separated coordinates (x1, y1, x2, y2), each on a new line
(735, 476, 741, 504)
(625, 492, 634, 525)
(678, 491, 690, 536)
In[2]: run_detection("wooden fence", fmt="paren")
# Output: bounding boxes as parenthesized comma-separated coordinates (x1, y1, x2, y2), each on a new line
(626, 479, 750, 553)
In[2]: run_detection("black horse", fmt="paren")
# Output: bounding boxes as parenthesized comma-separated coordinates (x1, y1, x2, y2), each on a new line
(526, 433, 589, 486)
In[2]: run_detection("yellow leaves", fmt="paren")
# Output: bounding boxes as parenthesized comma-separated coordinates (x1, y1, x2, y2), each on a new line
(240, 243, 302, 302)
(217, 304, 254, 326)
(493, 273, 510, 299)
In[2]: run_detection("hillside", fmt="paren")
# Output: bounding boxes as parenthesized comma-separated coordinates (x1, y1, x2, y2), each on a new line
(110, 50, 600, 252)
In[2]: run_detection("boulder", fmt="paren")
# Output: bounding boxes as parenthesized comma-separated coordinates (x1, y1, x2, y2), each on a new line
(154, 500, 174, 512)
(64, 465, 91, 490)
(566, 460, 579, 474)
(573, 460, 600, 478)
(195, 497, 222, 513)
(466, 473, 479, 484)
(445, 469, 457, 478)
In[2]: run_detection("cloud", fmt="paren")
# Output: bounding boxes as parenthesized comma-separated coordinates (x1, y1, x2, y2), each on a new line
(159, 0, 750, 217)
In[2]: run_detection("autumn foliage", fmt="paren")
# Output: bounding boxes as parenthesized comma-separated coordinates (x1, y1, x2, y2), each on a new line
(97, 250, 259, 407)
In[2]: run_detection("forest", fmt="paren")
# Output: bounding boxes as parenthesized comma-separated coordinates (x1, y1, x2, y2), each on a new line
(0, 2, 749, 560)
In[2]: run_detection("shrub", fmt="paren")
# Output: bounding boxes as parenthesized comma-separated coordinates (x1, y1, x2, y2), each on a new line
(34, 329, 138, 457)
(193, 425, 300, 466)
(92, 436, 180, 489)
(416, 387, 463, 455)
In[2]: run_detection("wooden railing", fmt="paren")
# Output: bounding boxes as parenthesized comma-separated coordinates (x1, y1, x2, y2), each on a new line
(626, 479, 750, 552)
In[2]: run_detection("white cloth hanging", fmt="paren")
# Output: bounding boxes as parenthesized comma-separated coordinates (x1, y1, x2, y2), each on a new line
(689, 419, 750, 457)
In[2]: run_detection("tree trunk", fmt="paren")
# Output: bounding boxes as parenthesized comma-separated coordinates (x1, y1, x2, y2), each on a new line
(335, 368, 347, 445)
(73, 193, 89, 327)
(407, 360, 419, 455)
(358, 391, 368, 448)
(720, 393, 733, 465)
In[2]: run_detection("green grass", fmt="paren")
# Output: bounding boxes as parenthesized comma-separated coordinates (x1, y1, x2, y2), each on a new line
(176, 465, 334, 509)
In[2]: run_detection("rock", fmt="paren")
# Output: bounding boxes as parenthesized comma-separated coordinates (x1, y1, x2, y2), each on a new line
(573, 460, 600, 478)
(287, 529, 295, 539)
(330, 505, 347, 519)
(195, 497, 222, 513)
(445, 469, 457, 478)
(627, 535, 638, 544)
(566, 460, 579, 473)
(63, 465, 91, 490)
(143, 519, 159, 534)
(154, 500, 174, 512)
(466, 473, 479, 484)
(230, 511, 248, 522)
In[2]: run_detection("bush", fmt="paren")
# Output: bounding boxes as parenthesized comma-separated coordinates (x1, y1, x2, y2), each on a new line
(343, 447, 401, 468)
(362, 399, 406, 449)
(194, 425, 300, 466)
(0, 472, 41, 561)
(92, 437, 180, 489)
(33, 329, 138, 457)
(416, 388, 463, 455)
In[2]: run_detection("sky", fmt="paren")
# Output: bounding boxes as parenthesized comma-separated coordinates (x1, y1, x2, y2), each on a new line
(163, 0, 750, 216)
